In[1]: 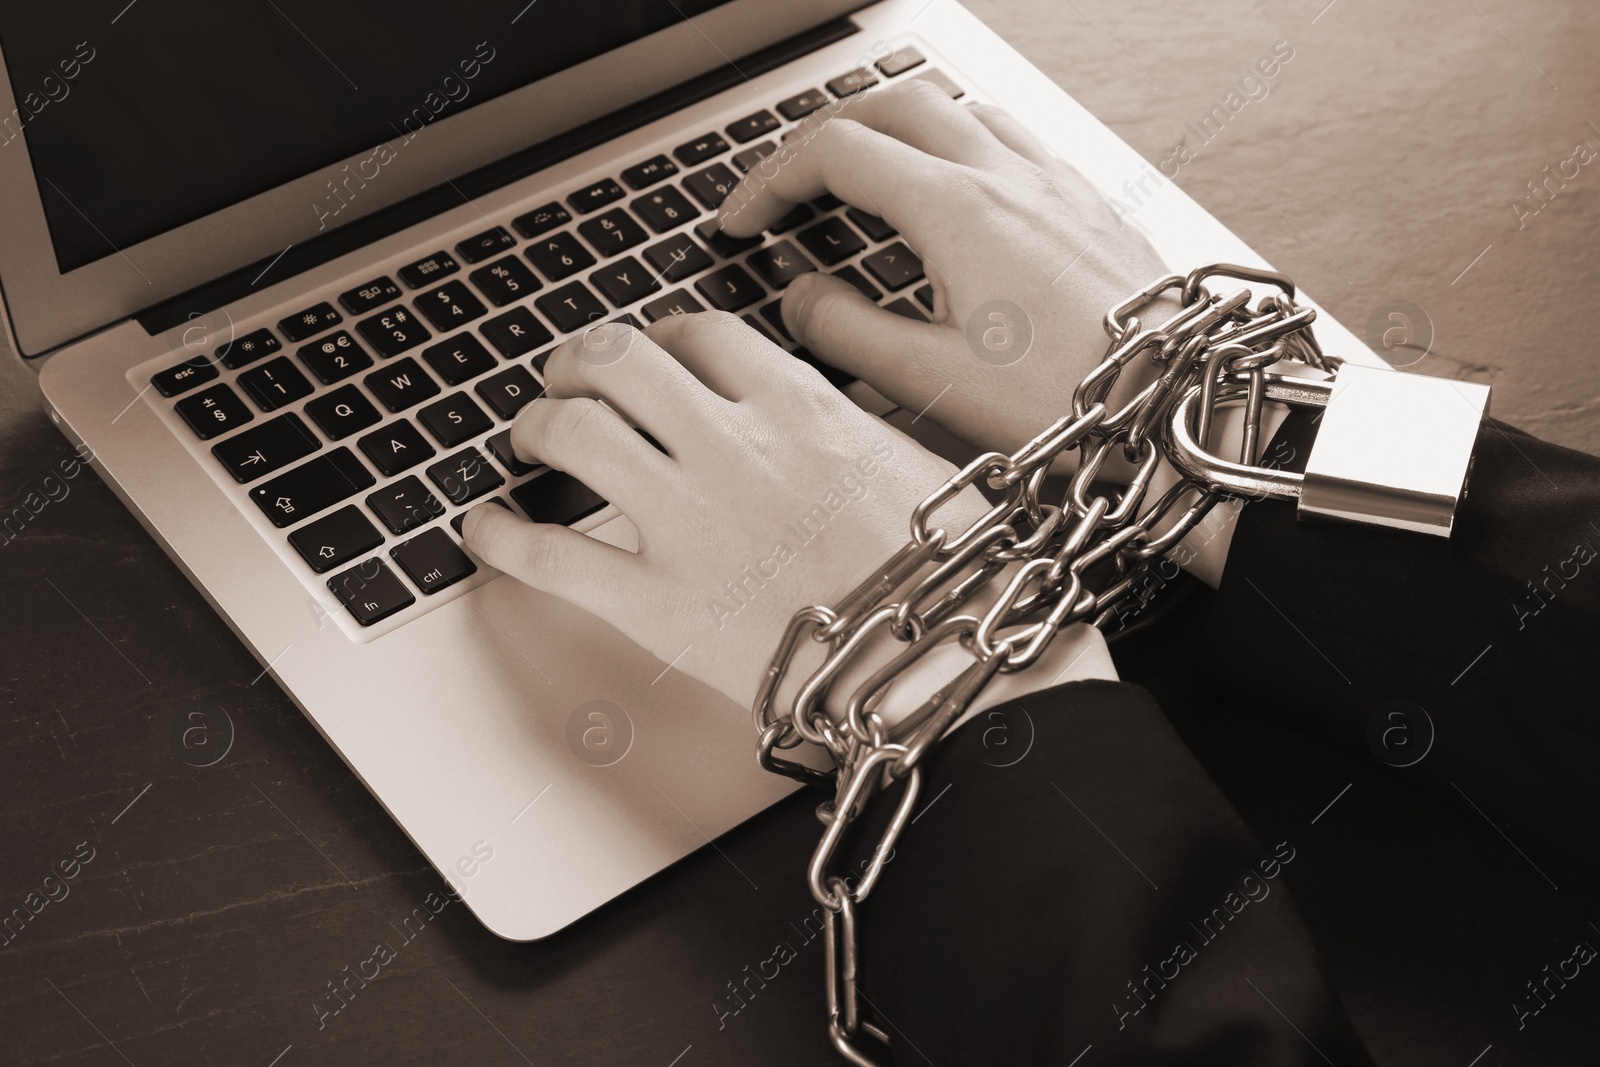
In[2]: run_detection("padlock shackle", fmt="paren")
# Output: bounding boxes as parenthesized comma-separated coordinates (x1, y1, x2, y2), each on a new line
(1166, 373, 1332, 501)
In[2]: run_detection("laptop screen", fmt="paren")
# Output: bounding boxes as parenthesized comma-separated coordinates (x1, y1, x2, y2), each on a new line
(0, 1, 730, 275)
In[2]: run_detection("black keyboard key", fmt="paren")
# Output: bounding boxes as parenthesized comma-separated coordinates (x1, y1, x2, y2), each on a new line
(726, 110, 780, 143)
(367, 476, 444, 534)
(915, 283, 936, 311)
(391, 527, 476, 595)
(747, 240, 816, 289)
(577, 208, 649, 256)
(486, 429, 538, 476)
(510, 470, 606, 526)
(278, 302, 342, 343)
(568, 177, 625, 214)
(760, 300, 793, 342)
(452, 497, 511, 534)
(212, 413, 319, 482)
(398, 251, 459, 289)
(238, 357, 314, 411)
(731, 142, 775, 174)
(683, 163, 739, 209)
(827, 69, 879, 97)
(847, 208, 897, 242)
(289, 506, 385, 574)
(863, 242, 925, 291)
(674, 132, 729, 166)
(339, 276, 402, 315)
(525, 232, 596, 281)
(414, 280, 488, 331)
(513, 202, 572, 240)
(591, 255, 662, 307)
(357, 305, 431, 357)
(877, 46, 926, 77)
(643, 233, 714, 283)
(794, 346, 855, 388)
(365, 357, 441, 412)
(621, 154, 679, 190)
(535, 282, 608, 333)
(152, 356, 218, 397)
(427, 447, 505, 506)
(641, 290, 707, 322)
(251, 448, 375, 529)
(768, 203, 815, 234)
(422, 334, 497, 386)
(417, 393, 493, 448)
(456, 226, 517, 264)
(630, 187, 699, 234)
(469, 256, 541, 307)
(813, 192, 844, 211)
(305, 384, 382, 440)
(694, 218, 762, 258)
(798, 216, 867, 266)
(358, 419, 435, 476)
(217, 328, 281, 370)
(297, 330, 373, 384)
(695, 265, 765, 312)
(833, 264, 883, 301)
(327, 559, 414, 626)
(776, 89, 829, 121)
(175, 383, 253, 439)
(480, 306, 555, 358)
(885, 297, 928, 322)
(911, 68, 964, 99)
(476, 365, 543, 419)
(742, 314, 777, 343)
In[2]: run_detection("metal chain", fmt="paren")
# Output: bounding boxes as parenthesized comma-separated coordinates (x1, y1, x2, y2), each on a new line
(752, 263, 1340, 1067)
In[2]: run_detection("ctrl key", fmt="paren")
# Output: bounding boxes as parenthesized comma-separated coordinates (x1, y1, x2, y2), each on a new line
(390, 527, 476, 595)
(327, 558, 415, 626)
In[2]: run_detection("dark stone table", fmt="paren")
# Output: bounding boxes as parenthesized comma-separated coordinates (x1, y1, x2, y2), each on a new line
(3, 2, 1597, 1064)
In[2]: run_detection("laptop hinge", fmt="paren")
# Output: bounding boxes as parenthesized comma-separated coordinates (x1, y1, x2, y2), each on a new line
(135, 16, 861, 337)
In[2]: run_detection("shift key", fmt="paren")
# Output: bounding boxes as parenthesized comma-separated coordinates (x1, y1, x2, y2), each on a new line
(250, 448, 375, 528)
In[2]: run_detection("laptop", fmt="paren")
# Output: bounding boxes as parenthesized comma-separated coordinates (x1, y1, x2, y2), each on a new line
(0, 0, 1380, 940)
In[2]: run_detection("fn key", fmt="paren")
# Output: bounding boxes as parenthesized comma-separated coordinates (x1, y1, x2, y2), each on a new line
(327, 559, 415, 626)
(391, 527, 476, 595)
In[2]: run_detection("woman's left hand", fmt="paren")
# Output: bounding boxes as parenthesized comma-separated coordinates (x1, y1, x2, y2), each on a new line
(460, 313, 991, 711)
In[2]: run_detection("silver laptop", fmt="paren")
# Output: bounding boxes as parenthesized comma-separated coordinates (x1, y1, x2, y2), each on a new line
(0, 0, 1379, 939)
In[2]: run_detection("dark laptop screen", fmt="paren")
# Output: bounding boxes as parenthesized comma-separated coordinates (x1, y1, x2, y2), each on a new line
(0, 1, 729, 274)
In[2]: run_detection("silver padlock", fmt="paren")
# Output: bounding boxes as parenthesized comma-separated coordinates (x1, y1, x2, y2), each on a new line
(1168, 363, 1490, 537)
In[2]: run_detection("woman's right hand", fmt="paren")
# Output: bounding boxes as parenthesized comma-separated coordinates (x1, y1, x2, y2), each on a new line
(719, 78, 1180, 459)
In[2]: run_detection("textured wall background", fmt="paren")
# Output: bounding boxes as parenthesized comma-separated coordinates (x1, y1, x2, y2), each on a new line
(964, 0, 1600, 455)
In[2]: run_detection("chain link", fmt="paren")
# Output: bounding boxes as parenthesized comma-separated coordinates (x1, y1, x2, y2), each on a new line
(754, 264, 1339, 1066)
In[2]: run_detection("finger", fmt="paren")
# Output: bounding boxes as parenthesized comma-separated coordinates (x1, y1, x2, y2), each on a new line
(717, 116, 964, 237)
(966, 102, 1060, 169)
(461, 502, 641, 611)
(543, 322, 731, 449)
(509, 396, 673, 515)
(820, 78, 1018, 171)
(643, 311, 804, 401)
(781, 271, 956, 413)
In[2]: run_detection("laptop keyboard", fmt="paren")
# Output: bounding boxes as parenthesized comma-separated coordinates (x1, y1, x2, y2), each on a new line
(143, 44, 958, 634)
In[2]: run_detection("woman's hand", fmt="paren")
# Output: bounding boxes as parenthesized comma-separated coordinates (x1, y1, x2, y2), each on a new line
(720, 78, 1178, 458)
(460, 316, 1116, 713)
(460, 315, 985, 710)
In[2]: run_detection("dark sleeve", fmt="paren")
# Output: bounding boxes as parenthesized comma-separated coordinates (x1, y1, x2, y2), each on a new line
(1203, 411, 1600, 877)
(857, 679, 1373, 1066)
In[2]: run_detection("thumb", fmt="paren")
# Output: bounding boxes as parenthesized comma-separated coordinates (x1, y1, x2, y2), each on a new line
(782, 271, 952, 410)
